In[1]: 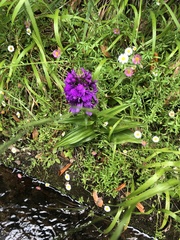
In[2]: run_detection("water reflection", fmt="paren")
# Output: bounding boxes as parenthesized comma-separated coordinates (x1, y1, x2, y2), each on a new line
(0, 165, 108, 239)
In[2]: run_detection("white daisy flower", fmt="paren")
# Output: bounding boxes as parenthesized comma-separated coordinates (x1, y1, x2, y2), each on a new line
(118, 53, 129, 64)
(102, 122, 108, 127)
(45, 183, 50, 187)
(16, 112, 21, 118)
(134, 130, 142, 139)
(61, 131, 65, 137)
(152, 70, 158, 76)
(152, 136, 160, 143)
(8, 45, 15, 52)
(125, 47, 133, 56)
(168, 110, 175, 118)
(65, 173, 70, 181)
(26, 27, 31, 35)
(10, 146, 20, 153)
(104, 205, 111, 212)
(1, 100, 6, 107)
(65, 182, 71, 191)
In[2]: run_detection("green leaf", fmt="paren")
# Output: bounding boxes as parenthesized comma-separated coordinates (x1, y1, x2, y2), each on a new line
(96, 105, 130, 120)
(124, 179, 179, 206)
(110, 130, 142, 144)
(150, 10, 157, 54)
(104, 207, 124, 234)
(163, 3, 180, 30)
(53, 9, 63, 50)
(55, 126, 96, 148)
(11, 0, 26, 24)
(110, 205, 135, 240)
(159, 191, 170, 230)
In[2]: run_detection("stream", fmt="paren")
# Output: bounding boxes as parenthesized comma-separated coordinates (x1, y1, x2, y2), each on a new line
(0, 164, 179, 240)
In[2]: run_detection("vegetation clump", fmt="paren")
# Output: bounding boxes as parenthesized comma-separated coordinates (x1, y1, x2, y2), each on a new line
(0, 0, 179, 239)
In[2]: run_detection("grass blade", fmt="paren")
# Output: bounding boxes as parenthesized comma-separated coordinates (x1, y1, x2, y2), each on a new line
(163, 3, 180, 30)
(53, 9, 64, 50)
(11, 0, 26, 24)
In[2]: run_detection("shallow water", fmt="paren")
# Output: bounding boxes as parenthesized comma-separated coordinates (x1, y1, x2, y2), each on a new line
(0, 165, 110, 239)
(0, 165, 179, 240)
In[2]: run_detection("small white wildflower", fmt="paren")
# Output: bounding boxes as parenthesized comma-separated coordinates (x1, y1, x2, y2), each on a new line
(132, 46, 137, 51)
(168, 110, 175, 118)
(0, 90, 4, 95)
(156, 1, 160, 5)
(104, 205, 111, 212)
(125, 47, 133, 56)
(26, 27, 31, 35)
(1, 100, 6, 107)
(118, 53, 129, 64)
(11, 146, 19, 154)
(61, 131, 65, 137)
(45, 183, 50, 187)
(8, 45, 15, 52)
(152, 70, 158, 76)
(16, 112, 21, 118)
(65, 182, 71, 191)
(152, 136, 160, 143)
(103, 122, 108, 127)
(134, 130, 142, 139)
(123, 150, 128, 154)
(64, 173, 70, 181)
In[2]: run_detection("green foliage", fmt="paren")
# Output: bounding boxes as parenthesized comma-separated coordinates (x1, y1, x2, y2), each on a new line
(0, 0, 180, 239)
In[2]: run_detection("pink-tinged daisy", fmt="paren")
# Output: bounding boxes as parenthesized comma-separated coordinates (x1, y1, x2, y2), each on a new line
(118, 53, 129, 64)
(113, 28, 120, 34)
(52, 48, 61, 58)
(141, 140, 147, 147)
(132, 54, 141, 64)
(124, 67, 134, 77)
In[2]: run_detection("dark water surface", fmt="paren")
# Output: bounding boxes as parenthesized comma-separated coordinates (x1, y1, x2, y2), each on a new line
(0, 165, 110, 240)
(0, 165, 179, 240)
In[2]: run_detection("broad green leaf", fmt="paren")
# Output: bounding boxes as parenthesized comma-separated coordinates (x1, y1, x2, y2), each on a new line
(110, 205, 135, 240)
(127, 168, 166, 198)
(164, 3, 180, 30)
(160, 209, 180, 223)
(104, 207, 124, 234)
(150, 10, 157, 54)
(159, 191, 170, 230)
(53, 9, 63, 50)
(96, 105, 130, 119)
(11, 0, 26, 24)
(55, 127, 96, 147)
(110, 130, 142, 144)
(121, 179, 179, 208)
